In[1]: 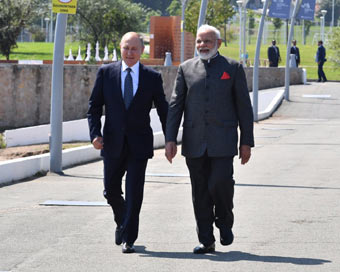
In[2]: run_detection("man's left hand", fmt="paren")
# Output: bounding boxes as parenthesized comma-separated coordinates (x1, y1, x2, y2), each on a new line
(239, 145, 251, 165)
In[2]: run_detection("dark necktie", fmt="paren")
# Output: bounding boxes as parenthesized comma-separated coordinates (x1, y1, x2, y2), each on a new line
(124, 68, 133, 109)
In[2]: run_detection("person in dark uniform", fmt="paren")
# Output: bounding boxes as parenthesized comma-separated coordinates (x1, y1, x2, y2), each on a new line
(316, 40, 327, 82)
(267, 40, 281, 67)
(290, 40, 300, 67)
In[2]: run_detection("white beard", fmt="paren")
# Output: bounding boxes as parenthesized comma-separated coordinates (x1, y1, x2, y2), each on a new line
(198, 43, 218, 60)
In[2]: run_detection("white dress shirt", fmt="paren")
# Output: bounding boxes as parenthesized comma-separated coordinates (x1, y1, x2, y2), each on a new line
(121, 61, 139, 97)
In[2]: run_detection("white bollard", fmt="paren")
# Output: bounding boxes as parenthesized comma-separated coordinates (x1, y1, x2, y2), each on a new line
(67, 48, 74, 61)
(302, 68, 307, 84)
(164, 52, 172, 66)
(76, 46, 83, 61)
(103, 46, 109, 61)
(85, 43, 91, 61)
(289, 53, 297, 68)
(112, 49, 118, 61)
(95, 41, 101, 61)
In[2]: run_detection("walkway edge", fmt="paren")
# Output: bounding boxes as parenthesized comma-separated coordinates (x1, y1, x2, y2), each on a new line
(0, 130, 183, 185)
(258, 89, 284, 121)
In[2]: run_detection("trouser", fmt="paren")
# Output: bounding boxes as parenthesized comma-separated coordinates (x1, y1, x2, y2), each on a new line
(103, 141, 148, 245)
(186, 153, 235, 246)
(318, 62, 327, 81)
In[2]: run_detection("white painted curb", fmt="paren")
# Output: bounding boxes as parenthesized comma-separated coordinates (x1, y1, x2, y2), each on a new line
(0, 128, 183, 185)
(258, 89, 284, 121)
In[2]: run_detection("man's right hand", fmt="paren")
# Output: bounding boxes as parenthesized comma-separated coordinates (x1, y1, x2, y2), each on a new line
(92, 136, 104, 150)
(165, 141, 177, 163)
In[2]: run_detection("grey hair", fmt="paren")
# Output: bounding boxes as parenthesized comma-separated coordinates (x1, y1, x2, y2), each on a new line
(197, 24, 221, 39)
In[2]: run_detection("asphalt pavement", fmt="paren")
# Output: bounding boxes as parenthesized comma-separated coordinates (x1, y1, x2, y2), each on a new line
(1, 82, 340, 272)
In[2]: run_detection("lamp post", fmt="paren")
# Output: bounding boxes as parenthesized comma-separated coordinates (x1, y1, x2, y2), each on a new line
(180, 0, 188, 63)
(45, 17, 50, 42)
(331, 0, 335, 30)
(321, 9, 327, 41)
(236, 0, 243, 63)
(49, 8, 53, 43)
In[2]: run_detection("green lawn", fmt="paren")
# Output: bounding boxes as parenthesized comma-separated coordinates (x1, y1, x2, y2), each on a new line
(1, 40, 339, 80)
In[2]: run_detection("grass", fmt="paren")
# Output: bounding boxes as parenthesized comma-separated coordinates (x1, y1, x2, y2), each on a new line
(1, 36, 339, 80)
(0, 134, 6, 149)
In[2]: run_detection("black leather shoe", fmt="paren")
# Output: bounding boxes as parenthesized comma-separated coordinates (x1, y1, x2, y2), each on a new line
(220, 228, 234, 246)
(122, 242, 135, 253)
(193, 243, 215, 254)
(115, 226, 123, 245)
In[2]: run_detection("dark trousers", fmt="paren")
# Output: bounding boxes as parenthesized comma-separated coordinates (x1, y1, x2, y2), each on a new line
(186, 153, 235, 246)
(103, 141, 148, 245)
(318, 61, 327, 81)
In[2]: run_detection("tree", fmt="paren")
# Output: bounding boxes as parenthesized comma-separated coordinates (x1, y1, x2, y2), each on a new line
(73, 0, 159, 50)
(248, 11, 255, 44)
(272, 18, 283, 41)
(0, 0, 35, 60)
(329, 28, 340, 67)
(167, 0, 181, 16)
(184, 0, 235, 38)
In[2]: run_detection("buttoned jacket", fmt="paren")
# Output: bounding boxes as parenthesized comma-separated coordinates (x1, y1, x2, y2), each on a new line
(166, 53, 254, 158)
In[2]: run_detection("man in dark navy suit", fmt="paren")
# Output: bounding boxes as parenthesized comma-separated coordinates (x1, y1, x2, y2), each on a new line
(87, 32, 168, 253)
(290, 40, 300, 67)
(316, 40, 327, 82)
(267, 40, 281, 67)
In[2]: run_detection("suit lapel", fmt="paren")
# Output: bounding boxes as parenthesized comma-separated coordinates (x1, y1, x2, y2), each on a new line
(110, 61, 126, 108)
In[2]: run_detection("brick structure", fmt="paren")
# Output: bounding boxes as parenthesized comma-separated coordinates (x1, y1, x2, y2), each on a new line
(149, 16, 195, 64)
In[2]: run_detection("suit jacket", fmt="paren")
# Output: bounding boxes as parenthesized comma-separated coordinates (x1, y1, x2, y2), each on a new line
(290, 46, 300, 64)
(166, 53, 254, 158)
(267, 45, 280, 66)
(317, 45, 326, 63)
(87, 61, 168, 159)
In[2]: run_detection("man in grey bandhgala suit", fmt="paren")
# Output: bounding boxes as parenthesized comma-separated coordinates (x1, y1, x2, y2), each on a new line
(165, 25, 254, 254)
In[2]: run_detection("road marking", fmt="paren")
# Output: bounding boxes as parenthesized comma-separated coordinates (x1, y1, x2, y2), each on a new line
(40, 200, 109, 206)
(302, 94, 331, 98)
(262, 127, 295, 130)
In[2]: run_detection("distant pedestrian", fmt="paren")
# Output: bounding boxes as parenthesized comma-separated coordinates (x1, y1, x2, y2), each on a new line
(290, 40, 300, 67)
(267, 40, 281, 67)
(316, 40, 327, 82)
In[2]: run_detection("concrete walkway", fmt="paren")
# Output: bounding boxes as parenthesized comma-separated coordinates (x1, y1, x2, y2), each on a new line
(1, 82, 340, 271)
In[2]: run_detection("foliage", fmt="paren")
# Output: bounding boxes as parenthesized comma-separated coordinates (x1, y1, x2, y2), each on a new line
(272, 18, 283, 41)
(185, 0, 235, 37)
(0, 134, 6, 149)
(0, 0, 35, 60)
(328, 28, 340, 67)
(167, 0, 182, 16)
(303, 20, 312, 40)
(248, 11, 255, 44)
(72, 0, 160, 50)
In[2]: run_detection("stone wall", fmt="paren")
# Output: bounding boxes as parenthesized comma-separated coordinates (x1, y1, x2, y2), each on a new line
(0, 63, 302, 130)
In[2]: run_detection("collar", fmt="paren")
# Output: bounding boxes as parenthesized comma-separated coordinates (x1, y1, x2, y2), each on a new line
(207, 51, 219, 63)
(201, 51, 220, 64)
(122, 60, 140, 74)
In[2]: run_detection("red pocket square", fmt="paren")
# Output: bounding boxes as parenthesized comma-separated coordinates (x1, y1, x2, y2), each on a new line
(221, 71, 230, 80)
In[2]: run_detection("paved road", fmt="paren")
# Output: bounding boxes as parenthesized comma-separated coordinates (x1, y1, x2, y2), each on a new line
(1, 82, 340, 271)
